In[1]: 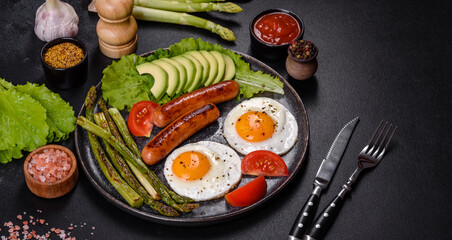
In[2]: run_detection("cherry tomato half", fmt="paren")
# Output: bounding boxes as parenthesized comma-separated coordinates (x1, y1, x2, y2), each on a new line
(127, 101, 159, 137)
(225, 175, 267, 207)
(241, 150, 289, 176)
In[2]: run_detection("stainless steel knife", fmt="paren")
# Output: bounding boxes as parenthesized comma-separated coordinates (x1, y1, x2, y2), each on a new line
(288, 117, 359, 240)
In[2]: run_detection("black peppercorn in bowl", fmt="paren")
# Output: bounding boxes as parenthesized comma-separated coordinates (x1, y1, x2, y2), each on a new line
(40, 37, 88, 90)
(286, 40, 318, 80)
(249, 9, 304, 59)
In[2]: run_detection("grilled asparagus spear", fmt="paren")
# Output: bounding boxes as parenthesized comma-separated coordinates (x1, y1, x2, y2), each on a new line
(94, 112, 179, 217)
(98, 99, 160, 200)
(84, 87, 143, 208)
(77, 116, 198, 212)
(108, 107, 195, 204)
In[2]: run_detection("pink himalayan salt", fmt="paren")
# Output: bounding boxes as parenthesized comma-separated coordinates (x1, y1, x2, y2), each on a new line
(27, 149, 72, 183)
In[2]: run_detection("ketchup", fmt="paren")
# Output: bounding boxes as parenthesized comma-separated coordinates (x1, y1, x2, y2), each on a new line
(253, 12, 301, 45)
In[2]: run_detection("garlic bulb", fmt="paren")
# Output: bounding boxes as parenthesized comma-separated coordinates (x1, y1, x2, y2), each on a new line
(34, 0, 79, 42)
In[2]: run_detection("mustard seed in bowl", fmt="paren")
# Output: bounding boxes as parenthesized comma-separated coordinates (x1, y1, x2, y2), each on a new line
(43, 42, 84, 69)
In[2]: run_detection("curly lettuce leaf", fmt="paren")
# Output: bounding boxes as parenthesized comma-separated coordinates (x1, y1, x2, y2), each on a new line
(101, 54, 155, 111)
(0, 86, 49, 163)
(101, 38, 284, 110)
(0, 147, 23, 164)
(101, 49, 173, 110)
(14, 82, 76, 142)
(0, 78, 76, 163)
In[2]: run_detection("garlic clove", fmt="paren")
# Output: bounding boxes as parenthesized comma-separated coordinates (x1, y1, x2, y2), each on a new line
(34, 0, 79, 42)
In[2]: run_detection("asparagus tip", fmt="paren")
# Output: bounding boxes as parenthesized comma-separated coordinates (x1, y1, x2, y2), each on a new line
(216, 26, 236, 41)
(85, 86, 97, 109)
(220, 3, 243, 13)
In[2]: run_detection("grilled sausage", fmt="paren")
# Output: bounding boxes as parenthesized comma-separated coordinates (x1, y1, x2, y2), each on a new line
(142, 103, 220, 165)
(152, 80, 239, 128)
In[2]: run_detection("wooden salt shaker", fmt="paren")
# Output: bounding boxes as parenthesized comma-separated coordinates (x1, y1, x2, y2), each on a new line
(95, 0, 137, 58)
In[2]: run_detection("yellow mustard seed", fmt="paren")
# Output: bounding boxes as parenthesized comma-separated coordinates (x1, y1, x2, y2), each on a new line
(44, 42, 84, 69)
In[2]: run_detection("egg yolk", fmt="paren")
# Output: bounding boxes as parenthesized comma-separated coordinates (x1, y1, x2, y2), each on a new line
(235, 111, 275, 142)
(172, 151, 211, 181)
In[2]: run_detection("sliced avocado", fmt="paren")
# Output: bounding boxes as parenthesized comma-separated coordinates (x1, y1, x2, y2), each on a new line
(210, 51, 225, 84)
(199, 50, 218, 86)
(171, 55, 195, 93)
(159, 58, 186, 95)
(152, 59, 179, 97)
(181, 54, 203, 92)
(136, 62, 168, 100)
(221, 53, 236, 81)
(186, 51, 210, 86)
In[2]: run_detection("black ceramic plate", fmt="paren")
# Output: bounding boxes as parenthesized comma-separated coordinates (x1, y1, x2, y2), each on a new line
(74, 50, 309, 226)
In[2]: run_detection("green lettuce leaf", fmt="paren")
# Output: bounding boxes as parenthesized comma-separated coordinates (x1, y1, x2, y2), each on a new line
(101, 38, 284, 110)
(0, 78, 76, 163)
(0, 86, 49, 163)
(101, 54, 154, 111)
(14, 82, 76, 142)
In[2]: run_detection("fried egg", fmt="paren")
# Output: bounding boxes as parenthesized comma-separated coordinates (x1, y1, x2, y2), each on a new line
(163, 141, 242, 201)
(223, 97, 298, 155)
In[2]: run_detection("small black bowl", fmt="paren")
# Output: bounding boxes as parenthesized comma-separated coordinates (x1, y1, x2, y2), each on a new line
(249, 9, 304, 59)
(41, 37, 88, 90)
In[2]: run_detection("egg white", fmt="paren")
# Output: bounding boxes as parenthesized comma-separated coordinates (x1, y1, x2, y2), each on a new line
(223, 97, 298, 155)
(163, 141, 242, 201)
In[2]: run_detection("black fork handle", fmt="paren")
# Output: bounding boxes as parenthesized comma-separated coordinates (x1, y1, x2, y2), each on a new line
(303, 168, 360, 240)
(302, 194, 345, 240)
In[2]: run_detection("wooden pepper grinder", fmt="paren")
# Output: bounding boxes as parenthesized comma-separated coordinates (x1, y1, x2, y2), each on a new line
(95, 0, 137, 58)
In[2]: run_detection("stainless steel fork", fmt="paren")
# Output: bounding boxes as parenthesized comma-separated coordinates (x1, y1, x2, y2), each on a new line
(302, 120, 397, 240)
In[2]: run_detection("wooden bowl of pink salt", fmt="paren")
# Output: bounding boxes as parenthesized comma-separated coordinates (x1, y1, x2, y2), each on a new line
(24, 145, 78, 198)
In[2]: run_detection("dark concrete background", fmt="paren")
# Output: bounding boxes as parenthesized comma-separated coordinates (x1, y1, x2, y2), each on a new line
(1, 0, 451, 239)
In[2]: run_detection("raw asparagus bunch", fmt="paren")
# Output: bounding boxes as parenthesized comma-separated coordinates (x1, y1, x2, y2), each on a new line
(88, 0, 240, 41)
(132, 6, 236, 41)
(134, 0, 242, 13)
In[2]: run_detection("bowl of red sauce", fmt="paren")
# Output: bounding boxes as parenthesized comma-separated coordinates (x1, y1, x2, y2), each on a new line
(250, 9, 304, 59)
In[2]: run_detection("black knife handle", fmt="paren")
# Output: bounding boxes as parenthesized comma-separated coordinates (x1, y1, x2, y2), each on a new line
(303, 195, 344, 240)
(288, 193, 320, 239)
